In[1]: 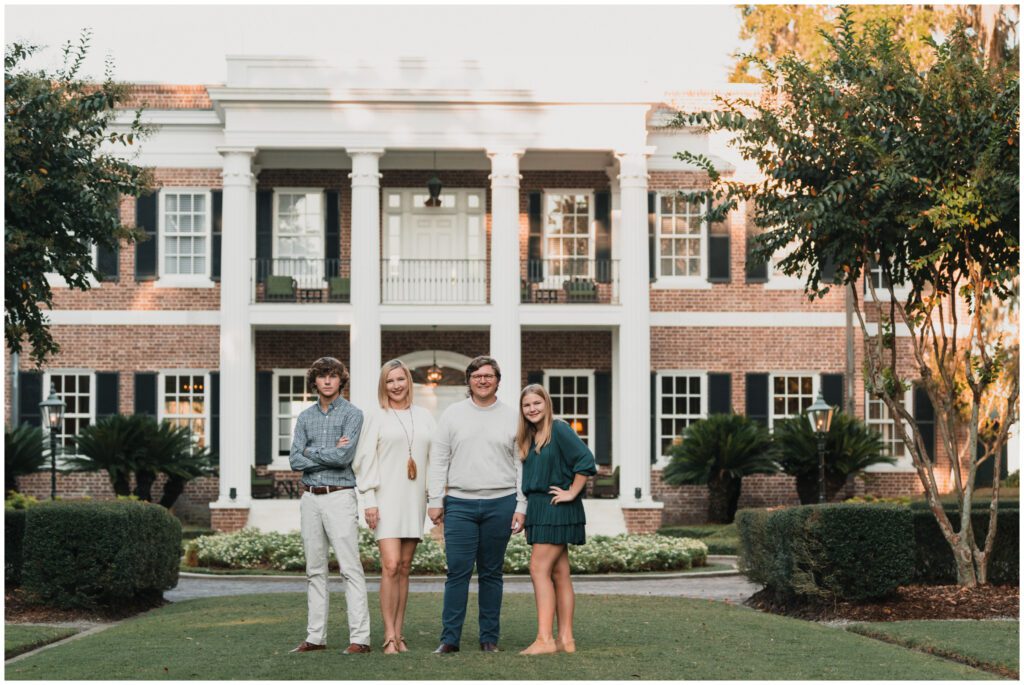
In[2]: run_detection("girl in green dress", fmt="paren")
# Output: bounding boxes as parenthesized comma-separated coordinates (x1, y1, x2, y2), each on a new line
(515, 383, 597, 655)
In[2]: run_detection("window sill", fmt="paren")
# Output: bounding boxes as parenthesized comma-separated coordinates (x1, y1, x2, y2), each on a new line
(863, 462, 917, 474)
(865, 289, 912, 303)
(154, 277, 216, 289)
(267, 458, 292, 472)
(763, 277, 805, 291)
(45, 273, 100, 288)
(651, 278, 712, 291)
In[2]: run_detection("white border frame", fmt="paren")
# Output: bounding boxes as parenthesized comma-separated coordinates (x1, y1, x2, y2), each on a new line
(654, 370, 708, 467)
(157, 369, 212, 449)
(270, 368, 314, 471)
(42, 369, 96, 465)
(651, 190, 710, 289)
(768, 371, 821, 429)
(156, 187, 214, 287)
(542, 368, 597, 451)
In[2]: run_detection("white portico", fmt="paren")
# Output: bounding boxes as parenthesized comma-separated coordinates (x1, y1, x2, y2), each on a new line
(204, 56, 662, 531)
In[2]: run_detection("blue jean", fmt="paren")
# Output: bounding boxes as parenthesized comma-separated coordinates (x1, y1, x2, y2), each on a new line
(440, 494, 516, 646)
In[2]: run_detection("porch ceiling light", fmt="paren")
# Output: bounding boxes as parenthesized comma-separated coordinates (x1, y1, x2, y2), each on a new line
(426, 328, 443, 384)
(425, 151, 442, 207)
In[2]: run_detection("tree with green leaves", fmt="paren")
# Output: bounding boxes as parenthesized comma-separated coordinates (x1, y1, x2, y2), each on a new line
(663, 414, 777, 523)
(5, 31, 151, 366)
(676, 9, 1019, 585)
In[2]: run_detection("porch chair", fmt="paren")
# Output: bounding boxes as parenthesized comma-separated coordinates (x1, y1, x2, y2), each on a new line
(591, 466, 619, 498)
(563, 277, 598, 303)
(327, 276, 351, 303)
(251, 467, 275, 499)
(264, 275, 297, 302)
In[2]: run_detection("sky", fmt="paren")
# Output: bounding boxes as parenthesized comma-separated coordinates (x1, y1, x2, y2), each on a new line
(4, 3, 746, 92)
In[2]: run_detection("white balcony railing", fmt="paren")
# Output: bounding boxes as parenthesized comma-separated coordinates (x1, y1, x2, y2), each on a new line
(381, 259, 488, 304)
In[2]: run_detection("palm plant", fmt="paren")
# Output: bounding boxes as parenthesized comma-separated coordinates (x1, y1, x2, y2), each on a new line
(66, 414, 151, 496)
(145, 421, 217, 509)
(662, 414, 777, 523)
(773, 411, 894, 504)
(5, 424, 46, 494)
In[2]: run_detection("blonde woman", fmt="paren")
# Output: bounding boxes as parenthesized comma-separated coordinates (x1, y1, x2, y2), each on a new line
(515, 383, 597, 655)
(354, 360, 436, 654)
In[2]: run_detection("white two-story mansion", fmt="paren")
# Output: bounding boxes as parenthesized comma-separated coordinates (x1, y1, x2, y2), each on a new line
(7, 57, 1014, 533)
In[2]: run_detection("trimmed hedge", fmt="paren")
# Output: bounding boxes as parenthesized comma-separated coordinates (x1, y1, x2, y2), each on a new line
(22, 500, 181, 609)
(736, 504, 914, 602)
(5, 508, 27, 587)
(912, 507, 1019, 584)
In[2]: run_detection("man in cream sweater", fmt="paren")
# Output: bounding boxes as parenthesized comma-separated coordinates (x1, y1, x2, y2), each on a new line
(427, 355, 527, 654)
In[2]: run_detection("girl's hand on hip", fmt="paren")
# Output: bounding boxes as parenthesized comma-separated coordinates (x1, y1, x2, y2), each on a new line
(549, 486, 574, 505)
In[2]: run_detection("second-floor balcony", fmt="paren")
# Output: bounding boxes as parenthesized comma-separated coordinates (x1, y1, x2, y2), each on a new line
(381, 259, 488, 305)
(521, 258, 619, 304)
(251, 258, 350, 303)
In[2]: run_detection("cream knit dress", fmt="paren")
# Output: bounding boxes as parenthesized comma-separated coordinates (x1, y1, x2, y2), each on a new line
(354, 406, 436, 540)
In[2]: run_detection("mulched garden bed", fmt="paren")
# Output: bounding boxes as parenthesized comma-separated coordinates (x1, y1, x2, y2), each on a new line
(746, 584, 1019, 622)
(4, 588, 166, 624)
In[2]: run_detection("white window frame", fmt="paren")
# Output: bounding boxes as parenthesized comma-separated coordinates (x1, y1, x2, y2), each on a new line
(45, 243, 100, 288)
(156, 188, 214, 287)
(157, 370, 211, 452)
(763, 239, 806, 290)
(272, 188, 326, 287)
(542, 190, 595, 283)
(542, 369, 596, 451)
(42, 369, 96, 463)
(864, 260, 912, 302)
(651, 190, 710, 289)
(864, 389, 917, 472)
(381, 188, 486, 261)
(271, 369, 316, 471)
(769, 372, 820, 429)
(654, 370, 708, 467)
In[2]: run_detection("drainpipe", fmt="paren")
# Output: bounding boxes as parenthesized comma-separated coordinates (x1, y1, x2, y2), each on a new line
(10, 351, 19, 426)
(845, 283, 855, 414)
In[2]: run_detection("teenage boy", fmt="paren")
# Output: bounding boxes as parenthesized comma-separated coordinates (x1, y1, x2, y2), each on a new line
(289, 356, 371, 654)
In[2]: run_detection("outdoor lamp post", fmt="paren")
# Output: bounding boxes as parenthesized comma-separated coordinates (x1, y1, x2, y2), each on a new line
(806, 391, 834, 504)
(38, 383, 66, 501)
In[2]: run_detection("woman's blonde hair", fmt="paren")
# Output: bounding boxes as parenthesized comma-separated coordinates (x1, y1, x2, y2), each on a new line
(515, 384, 553, 461)
(377, 359, 414, 409)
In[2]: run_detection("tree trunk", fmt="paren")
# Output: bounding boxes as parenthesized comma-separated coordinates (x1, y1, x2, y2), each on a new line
(133, 469, 157, 502)
(707, 474, 742, 523)
(158, 475, 187, 509)
(6, 467, 19, 494)
(111, 472, 131, 497)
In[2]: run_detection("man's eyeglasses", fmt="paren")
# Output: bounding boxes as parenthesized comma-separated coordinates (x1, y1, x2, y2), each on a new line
(470, 373, 497, 382)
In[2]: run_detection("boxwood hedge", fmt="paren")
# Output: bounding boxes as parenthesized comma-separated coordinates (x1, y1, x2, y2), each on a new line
(911, 506, 1018, 584)
(22, 500, 181, 609)
(5, 508, 27, 587)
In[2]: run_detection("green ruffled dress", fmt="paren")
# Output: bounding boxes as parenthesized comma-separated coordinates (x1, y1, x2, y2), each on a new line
(522, 420, 598, 545)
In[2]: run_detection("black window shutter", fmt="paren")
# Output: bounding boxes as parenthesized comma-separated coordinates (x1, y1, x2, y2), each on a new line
(255, 190, 274, 283)
(708, 373, 732, 414)
(133, 372, 158, 416)
(134, 192, 159, 281)
(255, 371, 273, 465)
(526, 370, 544, 386)
(648, 192, 656, 282)
(324, 190, 340, 274)
(707, 201, 730, 283)
(209, 372, 220, 457)
(527, 192, 543, 283)
(650, 371, 658, 463)
(18, 372, 42, 427)
(594, 371, 612, 466)
(821, 255, 837, 284)
(745, 373, 769, 426)
(821, 374, 844, 409)
(96, 242, 119, 282)
(975, 442, 1007, 488)
(745, 224, 768, 282)
(211, 190, 223, 281)
(95, 372, 120, 420)
(594, 191, 612, 284)
(913, 386, 936, 463)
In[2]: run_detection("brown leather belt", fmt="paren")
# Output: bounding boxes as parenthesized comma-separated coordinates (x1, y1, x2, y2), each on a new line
(303, 485, 353, 495)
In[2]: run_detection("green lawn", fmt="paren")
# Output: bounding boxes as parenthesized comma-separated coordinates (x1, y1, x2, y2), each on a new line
(5, 625, 80, 659)
(5, 593, 998, 680)
(847, 620, 1019, 676)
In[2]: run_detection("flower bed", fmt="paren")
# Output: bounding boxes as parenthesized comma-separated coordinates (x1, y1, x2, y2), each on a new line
(184, 528, 708, 574)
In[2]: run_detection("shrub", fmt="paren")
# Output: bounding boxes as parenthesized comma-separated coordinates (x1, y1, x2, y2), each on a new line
(5, 424, 46, 493)
(844, 494, 911, 505)
(911, 507, 1019, 585)
(6, 508, 27, 586)
(663, 414, 776, 523)
(736, 504, 914, 602)
(22, 500, 181, 609)
(1003, 470, 1020, 487)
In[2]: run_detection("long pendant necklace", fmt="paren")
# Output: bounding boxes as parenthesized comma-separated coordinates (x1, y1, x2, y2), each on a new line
(391, 407, 417, 480)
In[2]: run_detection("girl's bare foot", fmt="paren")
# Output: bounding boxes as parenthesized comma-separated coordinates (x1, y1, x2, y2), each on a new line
(519, 638, 558, 655)
(382, 637, 399, 655)
(556, 638, 576, 653)
(397, 636, 409, 653)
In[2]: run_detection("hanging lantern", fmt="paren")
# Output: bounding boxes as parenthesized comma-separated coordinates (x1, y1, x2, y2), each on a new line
(426, 341, 443, 384)
(425, 151, 442, 207)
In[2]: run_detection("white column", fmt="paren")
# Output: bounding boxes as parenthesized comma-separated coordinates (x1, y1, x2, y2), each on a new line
(615, 149, 657, 506)
(487, 148, 524, 405)
(348, 149, 384, 411)
(215, 147, 256, 507)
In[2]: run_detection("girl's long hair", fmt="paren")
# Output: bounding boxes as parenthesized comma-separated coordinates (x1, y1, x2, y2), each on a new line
(515, 384, 553, 461)
(377, 359, 413, 410)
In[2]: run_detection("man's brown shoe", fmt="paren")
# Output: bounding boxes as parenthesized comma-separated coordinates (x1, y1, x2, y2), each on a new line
(433, 643, 460, 654)
(480, 642, 501, 653)
(343, 643, 372, 655)
(290, 641, 325, 653)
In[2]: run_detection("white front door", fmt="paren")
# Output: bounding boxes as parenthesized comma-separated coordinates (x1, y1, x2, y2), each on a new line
(405, 214, 461, 260)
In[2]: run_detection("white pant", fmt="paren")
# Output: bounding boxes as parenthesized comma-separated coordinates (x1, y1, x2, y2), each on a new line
(300, 488, 370, 646)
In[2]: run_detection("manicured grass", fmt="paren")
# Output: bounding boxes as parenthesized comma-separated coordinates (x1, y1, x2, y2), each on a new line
(179, 562, 735, 576)
(5, 625, 80, 659)
(847, 620, 1019, 676)
(5, 593, 996, 680)
(658, 524, 739, 555)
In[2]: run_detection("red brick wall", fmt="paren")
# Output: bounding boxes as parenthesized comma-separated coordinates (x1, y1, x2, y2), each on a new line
(622, 508, 663, 534)
(255, 330, 350, 372)
(122, 85, 213, 110)
(211, 508, 250, 532)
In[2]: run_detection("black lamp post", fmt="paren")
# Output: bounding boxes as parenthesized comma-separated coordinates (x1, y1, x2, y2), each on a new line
(806, 391, 834, 504)
(38, 383, 66, 501)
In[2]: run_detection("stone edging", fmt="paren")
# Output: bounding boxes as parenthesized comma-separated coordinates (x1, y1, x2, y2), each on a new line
(5, 623, 118, 665)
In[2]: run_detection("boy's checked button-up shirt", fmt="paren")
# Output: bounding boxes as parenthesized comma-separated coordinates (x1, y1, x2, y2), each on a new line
(289, 396, 364, 487)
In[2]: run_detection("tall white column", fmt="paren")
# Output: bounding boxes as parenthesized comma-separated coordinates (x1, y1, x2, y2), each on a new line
(215, 147, 256, 507)
(348, 149, 384, 411)
(487, 149, 524, 405)
(615, 149, 656, 506)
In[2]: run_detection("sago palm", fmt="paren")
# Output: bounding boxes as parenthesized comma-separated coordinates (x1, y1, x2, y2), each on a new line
(5, 424, 46, 494)
(66, 414, 151, 496)
(663, 414, 776, 523)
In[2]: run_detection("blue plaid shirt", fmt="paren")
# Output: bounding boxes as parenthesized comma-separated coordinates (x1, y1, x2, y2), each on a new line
(289, 396, 364, 487)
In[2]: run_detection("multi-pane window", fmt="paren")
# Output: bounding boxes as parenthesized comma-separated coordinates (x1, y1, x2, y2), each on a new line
(656, 373, 705, 457)
(545, 371, 594, 449)
(161, 373, 208, 451)
(274, 191, 324, 284)
(44, 372, 94, 454)
(162, 191, 209, 276)
(865, 392, 908, 459)
(657, 192, 703, 277)
(770, 374, 817, 427)
(274, 371, 315, 464)
(544, 193, 592, 278)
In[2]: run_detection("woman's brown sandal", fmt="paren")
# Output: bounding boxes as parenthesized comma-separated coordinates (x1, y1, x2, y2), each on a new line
(397, 636, 409, 653)
(382, 638, 399, 654)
